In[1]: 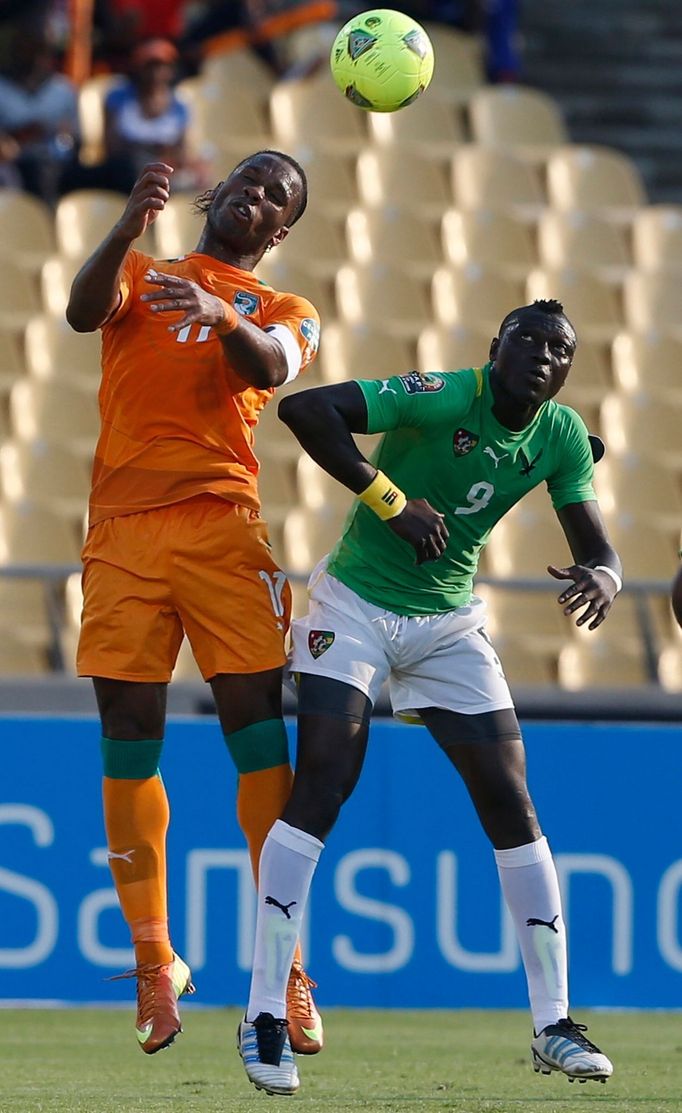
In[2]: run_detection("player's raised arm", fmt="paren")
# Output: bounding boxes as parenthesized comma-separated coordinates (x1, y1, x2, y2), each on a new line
(549, 500, 622, 630)
(279, 381, 449, 564)
(66, 162, 173, 333)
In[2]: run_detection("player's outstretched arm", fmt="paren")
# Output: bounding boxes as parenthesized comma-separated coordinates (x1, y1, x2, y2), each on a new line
(279, 383, 448, 564)
(66, 163, 173, 333)
(549, 500, 622, 630)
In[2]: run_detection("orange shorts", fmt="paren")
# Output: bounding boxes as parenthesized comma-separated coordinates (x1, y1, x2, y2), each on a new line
(77, 496, 292, 682)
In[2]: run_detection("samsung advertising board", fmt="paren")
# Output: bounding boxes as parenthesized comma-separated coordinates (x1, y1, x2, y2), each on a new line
(1, 715, 681, 1009)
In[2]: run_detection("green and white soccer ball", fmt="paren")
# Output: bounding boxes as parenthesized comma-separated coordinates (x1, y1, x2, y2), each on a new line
(330, 9, 434, 113)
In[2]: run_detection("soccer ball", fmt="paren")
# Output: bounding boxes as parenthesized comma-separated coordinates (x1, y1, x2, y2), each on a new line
(330, 9, 434, 113)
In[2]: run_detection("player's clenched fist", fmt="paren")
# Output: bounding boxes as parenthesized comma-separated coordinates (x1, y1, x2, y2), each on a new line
(115, 162, 174, 240)
(141, 270, 229, 333)
(388, 498, 449, 565)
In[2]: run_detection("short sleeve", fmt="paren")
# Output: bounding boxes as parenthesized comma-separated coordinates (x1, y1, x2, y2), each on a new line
(263, 294, 320, 382)
(103, 249, 154, 327)
(547, 407, 596, 510)
(359, 369, 478, 433)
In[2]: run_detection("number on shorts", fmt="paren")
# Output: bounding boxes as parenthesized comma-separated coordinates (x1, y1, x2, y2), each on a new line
(454, 481, 495, 516)
(259, 569, 287, 616)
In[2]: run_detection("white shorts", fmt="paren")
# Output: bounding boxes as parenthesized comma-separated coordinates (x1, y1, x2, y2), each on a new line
(289, 560, 514, 723)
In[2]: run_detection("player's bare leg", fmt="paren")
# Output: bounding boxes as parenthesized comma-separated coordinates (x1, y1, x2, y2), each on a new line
(422, 707, 613, 1083)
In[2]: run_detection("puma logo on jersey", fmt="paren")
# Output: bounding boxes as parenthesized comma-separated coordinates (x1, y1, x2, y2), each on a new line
(378, 379, 397, 395)
(483, 446, 508, 468)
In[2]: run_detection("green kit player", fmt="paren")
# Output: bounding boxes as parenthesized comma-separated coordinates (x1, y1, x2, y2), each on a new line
(238, 300, 621, 1094)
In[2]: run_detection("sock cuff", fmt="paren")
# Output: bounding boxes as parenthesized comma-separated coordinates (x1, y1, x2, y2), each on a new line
(494, 835, 550, 869)
(269, 818, 324, 862)
(101, 737, 163, 779)
(224, 718, 289, 774)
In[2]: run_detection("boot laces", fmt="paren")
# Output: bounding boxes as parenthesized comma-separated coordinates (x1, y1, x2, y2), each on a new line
(556, 1017, 602, 1054)
(107, 963, 168, 1026)
(287, 962, 318, 1017)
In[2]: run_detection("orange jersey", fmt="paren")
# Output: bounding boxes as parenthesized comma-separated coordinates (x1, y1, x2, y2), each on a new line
(89, 249, 320, 525)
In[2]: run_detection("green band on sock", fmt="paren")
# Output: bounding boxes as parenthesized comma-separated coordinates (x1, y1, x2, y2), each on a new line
(224, 718, 289, 774)
(101, 737, 164, 779)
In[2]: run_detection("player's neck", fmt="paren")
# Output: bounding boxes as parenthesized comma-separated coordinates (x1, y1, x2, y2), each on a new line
(193, 231, 262, 272)
(489, 369, 540, 432)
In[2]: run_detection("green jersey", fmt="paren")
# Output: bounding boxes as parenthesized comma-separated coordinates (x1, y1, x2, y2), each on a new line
(327, 364, 596, 615)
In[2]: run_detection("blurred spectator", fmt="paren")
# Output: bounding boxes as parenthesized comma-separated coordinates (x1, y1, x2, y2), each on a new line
(483, 0, 520, 83)
(0, 21, 78, 202)
(93, 0, 191, 74)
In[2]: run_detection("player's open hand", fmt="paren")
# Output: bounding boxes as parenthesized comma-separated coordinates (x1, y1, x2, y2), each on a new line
(548, 563, 618, 630)
(141, 270, 227, 333)
(115, 163, 174, 240)
(388, 498, 449, 565)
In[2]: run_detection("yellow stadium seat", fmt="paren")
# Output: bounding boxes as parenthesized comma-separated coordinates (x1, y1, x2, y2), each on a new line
(77, 74, 125, 165)
(257, 455, 299, 526)
(270, 76, 368, 155)
(525, 268, 623, 342)
(537, 210, 631, 280)
(431, 265, 525, 332)
(485, 503, 570, 578)
(292, 148, 360, 219)
(254, 257, 336, 321)
(554, 338, 612, 408)
(0, 257, 42, 331)
(40, 254, 82, 318)
(600, 392, 682, 466)
(153, 197, 204, 258)
(417, 323, 490, 373)
(268, 206, 347, 278)
(451, 145, 545, 219)
(202, 48, 276, 103)
(9, 378, 99, 456)
(319, 321, 414, 382)
(0, 190, 56, 274)
(631, 205, 682, 273)
(296, 453, 355, 515)
(355, 147, 451, 218)
(0, 327, 26, 394)
(180, 79, 272, 159)
(171, 637, 204, 682)
(24, 314, 101, 390)
(346, 205, 442, 277)
(0, 501, 81, 566)
(476, 583, 568, 653)
(253, 397, 305, 463)
(557, 640, 650, 689)
(283, 505, 348, 576)
(491, 635, 556, 686)
(367, 98, 466, 157)
(335, 262, 432, 339)
(0, 576, 52, 647)
(611, 331, 682, 402)
(0, 632, 49, 675)
(546, 145, 646, 222)
(56, 190, 155, 261)
(594, 453, 681, 533)
(602, 515, 677, 579)
(659, 644, 682, 692)
(441, 208, 536, 279)
(468, 85, 567, 164)
(0, 439, 90, 521)
(622, 271, 682, 335)
(290, 577, 310, 621)
(422, 23, 486, 105)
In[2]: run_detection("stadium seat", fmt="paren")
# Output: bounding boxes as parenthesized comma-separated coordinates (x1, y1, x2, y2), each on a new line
(546, 145, 646, 222)
(0, 190, 56, 274)
(153, 197, 204, 258)
(346, 206, 442, 277)
(450, 146, 545, 219)
(77, 74, 125, 165)
(0, 326, 27, 394)
(40, 255, 82, 318)
(622, 271, 682, 335)
(422, 23, 486, 105)
(367, 98, 466, 157)
(468, 85, 568, 164)
(658, 644, 682, 692)
(441, 208, 537, 279)
(600, 393, 682, 466)
(0, 257, 42, 331)
(172, 636, 204, 682)
(525, 268, 623, 342)
(557, 640, 651, 689)
(476, 583, 567, 652)
(202, 47, 276, 104)
(24, 314, 101, 390)
(0, 439, 90, 521)
(296, 453, 355, 515)
(289, 577, 310, 621)
(291, 148, 360, 219)
(0, 576, 52, 648)
(257, 454, 299, 526)
(490, 635, 556, 686)
(601, 515, 677, 580)
(55, 191, 155, 261)
(0, 632, 49, 675)
(179, 79, 272, 159)
(0, 501, 81, 566)
(270, 76, 368, 155)
(253, 398, 306, 462)
(631, 205, 682, 273)
(319, 321, 414, 382)
(283, 505, 349, 576)
(268, 206, 347, 278)
(9, 378, 99, 456)
(417, 323, 490, 372)
(355, 148, 451, 218)
(611, 331, 682, 402)
(254, 257, 336, 321)
(537, 210, 631, 280)
(554, 337, 612, 408)
(485, 503, 570, 578)
(336, 261, 433, 339)
(593, 454, 682, 533)
(431, 265, 525, 332)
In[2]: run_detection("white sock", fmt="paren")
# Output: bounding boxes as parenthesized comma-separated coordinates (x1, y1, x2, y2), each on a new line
(246, 819, 324, 1022)
(494, 836, 568, 1034)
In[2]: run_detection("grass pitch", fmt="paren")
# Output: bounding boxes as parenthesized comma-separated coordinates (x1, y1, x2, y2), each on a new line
(1, 1007, 680, 1113)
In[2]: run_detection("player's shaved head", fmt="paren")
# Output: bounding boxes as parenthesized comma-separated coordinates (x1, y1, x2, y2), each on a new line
(498, 299, 576, 347)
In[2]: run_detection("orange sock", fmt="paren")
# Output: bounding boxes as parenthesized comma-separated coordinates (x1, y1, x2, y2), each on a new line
(237, 764, 303, 967)
(103, 774, 173, 967)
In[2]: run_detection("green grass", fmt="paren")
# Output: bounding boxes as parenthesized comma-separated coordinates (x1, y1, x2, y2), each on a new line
(1, 1008, 680, 1113)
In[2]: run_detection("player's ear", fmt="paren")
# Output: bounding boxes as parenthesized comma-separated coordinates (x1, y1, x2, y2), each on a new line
(269, 226, 290, 250)
(489, 336, 500, 361)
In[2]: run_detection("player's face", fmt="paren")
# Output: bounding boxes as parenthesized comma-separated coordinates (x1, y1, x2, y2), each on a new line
(490, 313, 576, 406)
(207, 155, 301, 255)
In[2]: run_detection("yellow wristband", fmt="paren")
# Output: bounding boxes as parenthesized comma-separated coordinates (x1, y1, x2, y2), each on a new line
(214, 299, 240, 335)
(358, 470, 407, 521)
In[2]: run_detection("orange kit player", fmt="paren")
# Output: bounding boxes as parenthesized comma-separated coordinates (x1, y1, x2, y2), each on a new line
(66, 153, 323, 1056)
